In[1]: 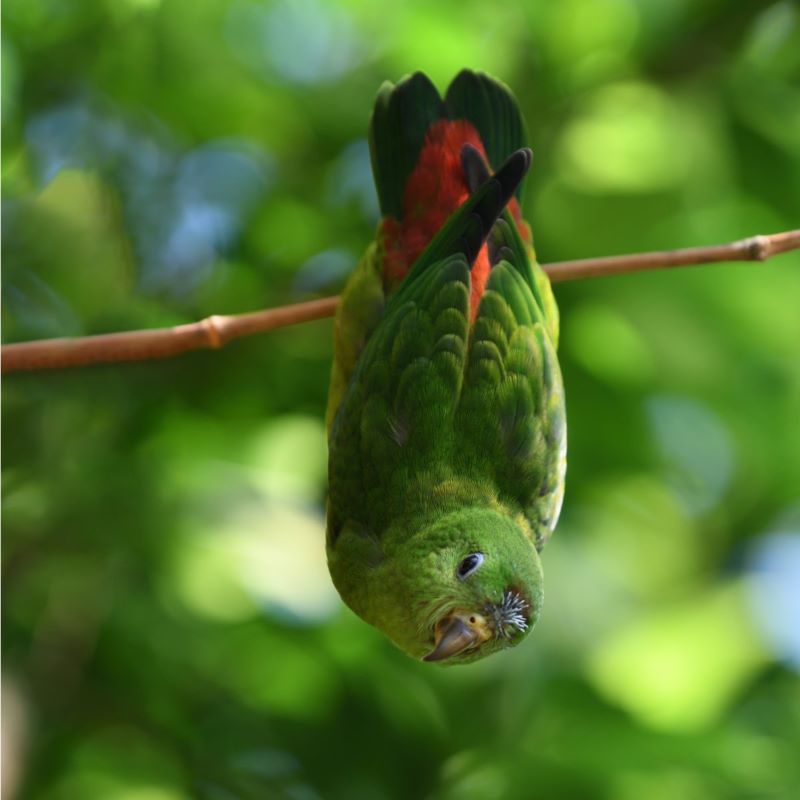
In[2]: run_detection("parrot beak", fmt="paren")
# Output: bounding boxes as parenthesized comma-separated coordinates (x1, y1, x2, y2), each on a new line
(423, 613, 489, 662)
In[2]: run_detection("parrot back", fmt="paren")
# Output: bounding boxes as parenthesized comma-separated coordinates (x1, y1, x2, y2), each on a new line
(327, 70, 558, 430)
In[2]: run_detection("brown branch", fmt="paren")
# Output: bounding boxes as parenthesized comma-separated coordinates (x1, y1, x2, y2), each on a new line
(3, 230, 798, 374)
(2, 296, 339, 373)
(544, 229, 800, 282)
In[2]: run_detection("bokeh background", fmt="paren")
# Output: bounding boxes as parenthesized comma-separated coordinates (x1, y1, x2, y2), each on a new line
(3, 0, 800, 798)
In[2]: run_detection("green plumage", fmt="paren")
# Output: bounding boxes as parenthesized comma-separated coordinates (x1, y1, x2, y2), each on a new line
(326, 72, 566, 664)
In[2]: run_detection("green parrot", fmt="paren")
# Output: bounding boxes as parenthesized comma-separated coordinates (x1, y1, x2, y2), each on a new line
(326, 70, 566, 664)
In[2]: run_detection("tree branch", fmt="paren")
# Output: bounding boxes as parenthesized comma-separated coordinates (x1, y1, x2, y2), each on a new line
(1, 296, 340, 373)
(543, 230, 800, 282)
(3, 230, 798, 373)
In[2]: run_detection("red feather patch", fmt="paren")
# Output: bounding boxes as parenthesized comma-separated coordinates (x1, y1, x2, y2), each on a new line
(380, 119, 527, 319)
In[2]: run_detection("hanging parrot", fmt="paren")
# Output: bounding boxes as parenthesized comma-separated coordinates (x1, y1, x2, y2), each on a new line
(325, 70, 566, 664)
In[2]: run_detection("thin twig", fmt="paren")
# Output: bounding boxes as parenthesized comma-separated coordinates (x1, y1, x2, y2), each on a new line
(3, 230, 798, 373)
(2, 297, 339, 373)
(544, 230, 800, 282)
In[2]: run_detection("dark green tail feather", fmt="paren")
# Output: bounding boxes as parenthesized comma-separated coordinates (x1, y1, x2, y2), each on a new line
(369, 70, 529, 220)
(369, 72, 445, 219)
(445, 70, 529, 201)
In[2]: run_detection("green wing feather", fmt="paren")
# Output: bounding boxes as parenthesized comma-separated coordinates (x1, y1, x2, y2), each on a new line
(458, 222, 565, 550)
(328, 149, 565, 550)
(326, 242, 384, 432)
(326, 144, 535, 432)
(329, 71, 556, 434)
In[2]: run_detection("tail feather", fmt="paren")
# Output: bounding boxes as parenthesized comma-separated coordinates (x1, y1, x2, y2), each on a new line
(369, 70, 529, 222)
(445, 70, 529, 202)
(456, 148, 532, 267)
(369, 72, 445, 219)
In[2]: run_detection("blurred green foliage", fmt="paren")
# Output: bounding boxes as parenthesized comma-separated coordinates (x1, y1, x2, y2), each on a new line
(3, 1, 800, 798)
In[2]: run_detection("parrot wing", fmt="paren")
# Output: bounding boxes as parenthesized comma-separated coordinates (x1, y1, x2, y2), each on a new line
(329, 71, 549, 432)
(328, 72, 449, 431)
(327, 149, 532, 544)
(457, 213, 566, 549)
(325, 242, 384, 432)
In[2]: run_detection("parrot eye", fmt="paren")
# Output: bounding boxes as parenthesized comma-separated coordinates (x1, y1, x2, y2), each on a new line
(456, 553, 484, 581)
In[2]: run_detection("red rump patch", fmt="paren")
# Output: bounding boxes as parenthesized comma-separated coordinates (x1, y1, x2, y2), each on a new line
(380, 119, 528, 319)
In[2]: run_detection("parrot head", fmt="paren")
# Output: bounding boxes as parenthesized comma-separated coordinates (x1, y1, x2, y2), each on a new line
(333, 507, 544, 665)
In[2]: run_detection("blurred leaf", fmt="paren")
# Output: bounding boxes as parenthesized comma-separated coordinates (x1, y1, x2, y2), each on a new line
(587, 581, 770, 732)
